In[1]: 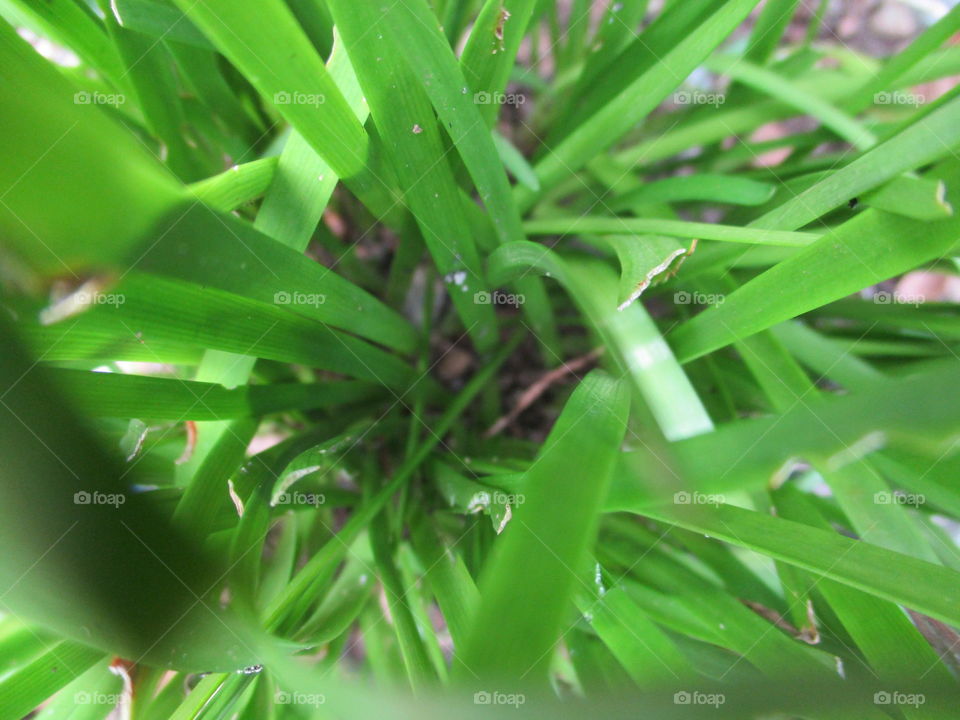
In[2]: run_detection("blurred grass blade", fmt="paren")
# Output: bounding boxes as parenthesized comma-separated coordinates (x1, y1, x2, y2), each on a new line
(0, 641, 104, 720)
(54, 370, 380, 420)
(0, 317, 264, 671)
(516, 0, 760, 208)
(169, 0, 367, 180)
(705, 54, 876, 150)
(110, 0, 212, 49)
(607, 362, 960, 508)
(0, 0, 127, 89)
(744, 0, 799, 63)
(0, 22, 184, 277)
(612, 174, 775, 210)
(645, 502, 960, 628)
(493, 131, 540, 192)
(842, 3, 960, 113)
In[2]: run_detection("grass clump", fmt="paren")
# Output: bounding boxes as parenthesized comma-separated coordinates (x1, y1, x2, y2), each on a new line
(2, 1, 960, 718)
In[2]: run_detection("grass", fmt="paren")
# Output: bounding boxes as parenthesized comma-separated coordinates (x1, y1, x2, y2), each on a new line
(1, 0, 960, 718)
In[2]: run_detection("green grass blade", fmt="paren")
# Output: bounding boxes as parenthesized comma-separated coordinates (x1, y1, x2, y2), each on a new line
(773, 484, 955, 695)
(575, 585, 694, 689)
(409, 512, 480, 651)
(265, 336, 520, 631)
(134, 204, 418, 354)
(373, 0, 527, 248)
(488, 242, 713, 439)
(862, 175, 953, 221)
(842, 3, 960, 113)
(368, 508, 437, 690)
(752, 99, 960, 232)
(30, 273, 420, 389)
(590, 234, 693, 310)
(547, 0, 715, 147)
(169, 0, 367, 179)
(326, 0, 498, 351)
(255, 29, 368, 251)
(460, 0, 536, 126)
(189, 157, 279, 212)
(744, 0, 799, 63)
(524, 216, 819, 247)
(456, 371, 630, 683)
(493, 131, 540, 192)
(173, 417, 258, 537)
(671, 163, 960, 362)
